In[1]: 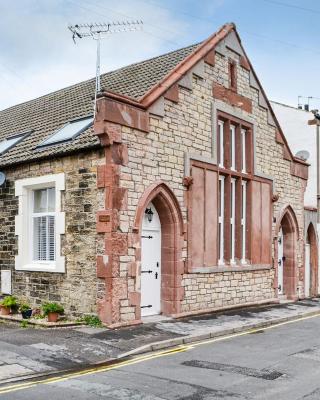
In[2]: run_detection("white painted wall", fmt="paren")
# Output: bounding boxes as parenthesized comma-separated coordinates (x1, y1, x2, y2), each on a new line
(271, 101, 317, 208)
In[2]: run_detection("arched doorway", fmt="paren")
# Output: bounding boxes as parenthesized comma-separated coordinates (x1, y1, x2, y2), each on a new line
(305, 223, 318, 297)
(134, 182, 184, 318)
(276, 206, 299, 299)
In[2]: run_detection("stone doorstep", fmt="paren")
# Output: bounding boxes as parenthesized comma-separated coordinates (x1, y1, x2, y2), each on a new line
(0, 314, 83, 328)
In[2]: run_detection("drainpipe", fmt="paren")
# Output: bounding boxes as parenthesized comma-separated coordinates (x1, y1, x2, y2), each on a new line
(317, 123, 320, 223)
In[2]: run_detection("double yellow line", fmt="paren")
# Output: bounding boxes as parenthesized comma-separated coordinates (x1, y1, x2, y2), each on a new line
(0, 312, 319, 395)
(0, 347, 189, 395)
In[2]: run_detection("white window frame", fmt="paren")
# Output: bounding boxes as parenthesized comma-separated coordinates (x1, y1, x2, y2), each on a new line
(241, 128, 246, 173)
(230, 125, 236, 170)
(218, 175, 225, 265)
(15, 174, 65, 273)
(241, 181, 247, 264)
(32, 188, 56, 263)
(218, 120, 224, 168)
(230, 178, 236, 265)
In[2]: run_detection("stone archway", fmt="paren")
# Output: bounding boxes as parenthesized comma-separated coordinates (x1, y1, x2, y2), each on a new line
(306, 223, 318, 297)
(276, 206, 299, 299)
(133, 182, 184, 318)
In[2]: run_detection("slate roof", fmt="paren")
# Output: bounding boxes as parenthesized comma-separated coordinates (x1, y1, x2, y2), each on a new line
(0, 42, 199, 168)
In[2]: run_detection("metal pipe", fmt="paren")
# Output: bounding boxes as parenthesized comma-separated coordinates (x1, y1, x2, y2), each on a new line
(94, 33, 101, 118)
(317, 124, 320, 223)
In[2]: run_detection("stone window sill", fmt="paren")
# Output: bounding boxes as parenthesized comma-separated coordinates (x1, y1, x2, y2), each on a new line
(189, 264, 272, 274)
(15, 261, 65, 273)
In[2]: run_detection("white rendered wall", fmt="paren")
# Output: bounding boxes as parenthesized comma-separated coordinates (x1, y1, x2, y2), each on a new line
(271, 101, 317, 208)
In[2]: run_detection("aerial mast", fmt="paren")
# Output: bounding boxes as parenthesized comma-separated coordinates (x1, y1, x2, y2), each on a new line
(68, 21, 143, 116)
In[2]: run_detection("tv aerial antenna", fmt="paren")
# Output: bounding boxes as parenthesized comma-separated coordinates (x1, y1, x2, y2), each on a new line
(68, 21, 143, 116)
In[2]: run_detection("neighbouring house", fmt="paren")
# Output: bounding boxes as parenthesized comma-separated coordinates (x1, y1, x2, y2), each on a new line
(0, 23, 309, 327)
(271, 101, 318, 298)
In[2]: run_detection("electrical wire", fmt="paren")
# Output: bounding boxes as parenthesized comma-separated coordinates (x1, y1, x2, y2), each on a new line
(138, 0, 320, 55)
(66, 0, 185, 48)
(260, 0, 320, 15)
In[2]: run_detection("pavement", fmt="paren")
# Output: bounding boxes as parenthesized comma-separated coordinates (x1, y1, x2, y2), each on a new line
(2, 304, 320, 399)
(1, 298, 320, 385)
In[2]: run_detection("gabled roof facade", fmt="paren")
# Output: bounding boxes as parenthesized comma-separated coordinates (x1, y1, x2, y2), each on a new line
(0, 22, 305, 170)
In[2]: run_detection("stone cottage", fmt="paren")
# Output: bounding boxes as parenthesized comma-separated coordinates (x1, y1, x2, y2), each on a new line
(0, 23, 308, 327)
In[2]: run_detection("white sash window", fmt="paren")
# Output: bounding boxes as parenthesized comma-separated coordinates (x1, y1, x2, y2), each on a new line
(241, 181, 247, 263)
(230, 178, 236, 264)
(15, 174, 65, 272)
(215, 114, 253, 265)
(218, 175, 225, 265)
(32, 188, 56, 262)
(241, 128, 246, 173)
(218, 120, 224, 168)
(230, 125, 236, 170)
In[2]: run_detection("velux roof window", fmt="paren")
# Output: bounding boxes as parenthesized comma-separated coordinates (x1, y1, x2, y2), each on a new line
(0, 132, 28, 155)
(38, 116, 93, 147)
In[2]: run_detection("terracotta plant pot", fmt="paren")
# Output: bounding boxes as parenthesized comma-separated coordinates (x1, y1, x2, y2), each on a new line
(47, 312, 59, 323)
(0, 306, 10, 316)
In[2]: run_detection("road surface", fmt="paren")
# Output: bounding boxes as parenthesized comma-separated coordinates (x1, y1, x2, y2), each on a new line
(1, 314, 320, 399)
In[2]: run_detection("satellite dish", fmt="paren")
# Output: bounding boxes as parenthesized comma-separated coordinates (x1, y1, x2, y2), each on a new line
(0, 172, 6, 187)
(295, 150, 310, 161)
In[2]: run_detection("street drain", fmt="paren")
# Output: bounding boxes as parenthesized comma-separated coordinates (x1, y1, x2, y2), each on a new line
(182, 360, 283, 380)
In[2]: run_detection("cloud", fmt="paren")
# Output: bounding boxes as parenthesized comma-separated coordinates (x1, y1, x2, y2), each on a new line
(0, 0, 189, 110)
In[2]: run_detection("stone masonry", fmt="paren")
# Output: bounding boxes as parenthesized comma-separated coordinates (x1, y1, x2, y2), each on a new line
(95, 40, 307, 323)
(0, 24, 308, 325)
(0, 150, 105, 316)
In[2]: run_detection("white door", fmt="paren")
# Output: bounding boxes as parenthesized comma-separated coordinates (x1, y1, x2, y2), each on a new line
(141, 203, 161, 316)
(278, 228, 284, 295)
(305, 244, 311, 297)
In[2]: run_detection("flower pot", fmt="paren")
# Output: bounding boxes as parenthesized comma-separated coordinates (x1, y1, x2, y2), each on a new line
(0, 306, 10, 315)
(47, 312, 59, 323)
(21, 309, 32, 319)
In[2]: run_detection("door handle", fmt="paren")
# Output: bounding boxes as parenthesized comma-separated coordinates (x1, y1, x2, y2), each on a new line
(155, 272, 158, 279)
(278, 259, 281, 266)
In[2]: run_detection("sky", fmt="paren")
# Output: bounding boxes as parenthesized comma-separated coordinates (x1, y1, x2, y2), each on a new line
(1, 0, 320, 111)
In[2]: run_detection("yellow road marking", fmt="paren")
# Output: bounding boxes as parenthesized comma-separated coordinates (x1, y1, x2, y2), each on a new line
(0, 346, 189, 395)
(0, 311, 319, 395)
(189, 312, 320, 349)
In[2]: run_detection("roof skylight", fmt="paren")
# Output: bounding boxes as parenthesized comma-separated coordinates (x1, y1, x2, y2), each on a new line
(0, 133, 27, 155)
(38, 116, 93, 147)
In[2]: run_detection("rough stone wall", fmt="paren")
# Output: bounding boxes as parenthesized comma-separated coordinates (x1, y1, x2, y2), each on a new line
(182, 269, 274, 311)
(0, 150, 105, 316)
(118, 49, 306, 319)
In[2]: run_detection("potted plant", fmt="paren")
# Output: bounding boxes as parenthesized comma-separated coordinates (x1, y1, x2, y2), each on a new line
(42, 302, 64, 323)
(0, 296, 18, 315)
(20, 303, 32, 319)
